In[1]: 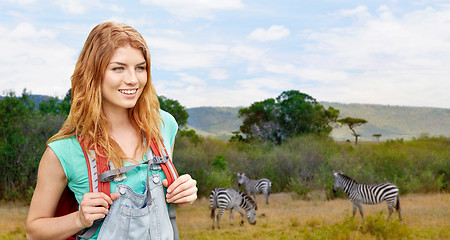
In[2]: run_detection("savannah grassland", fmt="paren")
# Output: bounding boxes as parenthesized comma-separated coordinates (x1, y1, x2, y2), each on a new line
(1, 193, 449, 240)
(1, 134, 448, 239)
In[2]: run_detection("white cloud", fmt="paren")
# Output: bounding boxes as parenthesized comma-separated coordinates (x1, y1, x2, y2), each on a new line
(109, 5, 125, 13)
(52, 0, 102, 15)
(8, 0, 36, 5)
(146, 37, 230, 70)
(300, 5, 450, 108)
(176, 73, 205, 85)
(247, 25, 290, 42)
(140, 0, 245, 20)
(339, 5, 370, 18)
(0, 23, 77, 98)
(209, 69, 228, 80)
(9, 22, 57, 39)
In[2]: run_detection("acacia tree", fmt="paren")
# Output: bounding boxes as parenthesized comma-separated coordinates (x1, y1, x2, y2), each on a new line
(238, 90, 339, 144)
(373, 133, 382, 142)
(337, 117, 368, 145)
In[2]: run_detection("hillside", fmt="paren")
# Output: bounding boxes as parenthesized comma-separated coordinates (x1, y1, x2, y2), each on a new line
(186, 107, 243, 138)
(187, 103, 450, 141)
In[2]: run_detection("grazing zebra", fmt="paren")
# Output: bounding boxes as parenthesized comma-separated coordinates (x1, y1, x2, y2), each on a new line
(237, 172, 272, 205)
(333, 170, 402, 221)
(209, 188, 257, 229)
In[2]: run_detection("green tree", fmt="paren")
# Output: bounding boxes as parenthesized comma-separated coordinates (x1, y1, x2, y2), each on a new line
(158, 95, 189, 129)
(38, 89, 71, 115)
(337, 117, 368, 145)
(0, 90, 36, 199)
(238, 90, 339, 144)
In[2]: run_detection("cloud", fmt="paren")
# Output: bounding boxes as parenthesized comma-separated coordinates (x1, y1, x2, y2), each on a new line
(299, 5, 450, 107)
(338, 5, 370, 18)
(140, 0, 245, 20)
(0, 23, 77, 98)
(145, 36, 230, 70)
(176, 73, 205, 85)
(247, 25, 291, 42)
(52, 0, 102, 15)
(209, 69, 228, 80)
(8, 0, 36, 5)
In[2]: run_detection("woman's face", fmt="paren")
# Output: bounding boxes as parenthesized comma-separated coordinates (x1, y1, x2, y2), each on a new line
(101, 44, 147, 114)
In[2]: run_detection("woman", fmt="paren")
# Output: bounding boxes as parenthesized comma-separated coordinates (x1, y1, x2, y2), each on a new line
(26, 22, 198, 240)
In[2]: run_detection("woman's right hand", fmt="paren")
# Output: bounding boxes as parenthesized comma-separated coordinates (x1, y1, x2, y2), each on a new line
(77, 192, 119, 228)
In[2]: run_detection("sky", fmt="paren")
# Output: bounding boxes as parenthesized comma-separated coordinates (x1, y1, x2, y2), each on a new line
(1, 0, 450, 109)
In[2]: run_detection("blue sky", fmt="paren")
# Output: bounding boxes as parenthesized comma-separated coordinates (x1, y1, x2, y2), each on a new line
(1, 0, 450, 109)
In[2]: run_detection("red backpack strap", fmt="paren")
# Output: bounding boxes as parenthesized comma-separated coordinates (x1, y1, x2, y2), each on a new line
(149, 138, 179, 186)
(78, 137, 111, 198)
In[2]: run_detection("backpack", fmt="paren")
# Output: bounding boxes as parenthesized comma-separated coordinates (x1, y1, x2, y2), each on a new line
(54, 137, 179, 240)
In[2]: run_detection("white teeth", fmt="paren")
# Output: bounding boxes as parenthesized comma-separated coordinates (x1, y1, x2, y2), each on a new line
(119, 89, 137, 95)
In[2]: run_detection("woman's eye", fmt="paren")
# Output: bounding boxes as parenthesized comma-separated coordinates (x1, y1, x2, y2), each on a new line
(136, 66, 146, 71)
(112, 67, 124, 71)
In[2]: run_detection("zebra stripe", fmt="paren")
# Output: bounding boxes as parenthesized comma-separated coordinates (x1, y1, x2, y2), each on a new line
(333, 171, 402, 221)
(209, 188, 257, 229)
(237, 172, 272, 204)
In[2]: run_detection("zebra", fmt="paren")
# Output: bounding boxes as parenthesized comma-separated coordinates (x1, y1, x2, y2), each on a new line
(237, 172, 272, 205)
(333, 170, 402, 221)
(209, 188, 257, 229)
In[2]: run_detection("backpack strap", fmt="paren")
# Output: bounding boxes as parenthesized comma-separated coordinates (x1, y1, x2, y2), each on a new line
(150, 138, 179, 185)
(78, 137, 111, 197)
(77, 137, 111, 240)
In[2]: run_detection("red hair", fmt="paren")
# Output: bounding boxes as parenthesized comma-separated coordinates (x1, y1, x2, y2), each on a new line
(48, 22, 162, 168)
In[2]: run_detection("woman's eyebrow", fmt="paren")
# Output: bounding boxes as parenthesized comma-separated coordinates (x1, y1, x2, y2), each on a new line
(109, 61, 126, 66)
(109, 61, 146, 66)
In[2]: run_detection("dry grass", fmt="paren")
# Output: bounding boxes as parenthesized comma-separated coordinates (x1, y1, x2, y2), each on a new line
(1, 193, 449, 239)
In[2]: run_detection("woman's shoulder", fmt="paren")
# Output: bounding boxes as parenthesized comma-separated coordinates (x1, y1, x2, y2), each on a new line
(48, 135, 80, 151)
(160, 109, 176, 123)
(160, 109, 178, 131)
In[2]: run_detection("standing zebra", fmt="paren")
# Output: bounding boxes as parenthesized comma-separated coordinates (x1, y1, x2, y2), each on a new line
(333, 171, 402, 221)
(237, 172, 272, 205)
(209, 188, 257, 229)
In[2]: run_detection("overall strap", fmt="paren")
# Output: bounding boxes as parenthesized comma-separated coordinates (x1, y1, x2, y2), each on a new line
(149, 138, 180, 240)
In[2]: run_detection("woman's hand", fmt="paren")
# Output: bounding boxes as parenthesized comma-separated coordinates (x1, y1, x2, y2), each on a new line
(163, 174, 198, 207)
(77, 192, 119, 228)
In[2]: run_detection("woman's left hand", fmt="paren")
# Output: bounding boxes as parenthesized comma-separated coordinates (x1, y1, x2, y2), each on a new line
(163, 174, 198, 207)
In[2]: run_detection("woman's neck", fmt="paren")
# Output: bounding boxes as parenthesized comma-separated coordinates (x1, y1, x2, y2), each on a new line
(103, 107, 142, 163)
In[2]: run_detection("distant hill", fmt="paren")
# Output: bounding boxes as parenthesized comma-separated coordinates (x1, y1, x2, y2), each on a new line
(187, 103, 450, 142)
(186, 107, 243, 139)
(4, 93, 448, 142)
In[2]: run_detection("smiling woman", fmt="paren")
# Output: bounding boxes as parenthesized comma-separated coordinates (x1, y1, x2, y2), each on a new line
(25, 21, 198, 240)
(102, 45, 148, 117)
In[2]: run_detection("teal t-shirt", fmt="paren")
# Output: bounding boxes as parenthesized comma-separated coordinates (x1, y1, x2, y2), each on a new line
(48, 110, 178, 239)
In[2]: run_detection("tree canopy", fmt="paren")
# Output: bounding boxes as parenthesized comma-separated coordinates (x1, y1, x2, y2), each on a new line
(337, 117, 368, 144)
(238, 90, 339, 144)
(158, 95, 189, 129)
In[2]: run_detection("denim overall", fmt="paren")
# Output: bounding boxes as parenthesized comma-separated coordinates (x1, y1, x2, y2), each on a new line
(97, 163, 174, 239)
(78, 148, 178, 240)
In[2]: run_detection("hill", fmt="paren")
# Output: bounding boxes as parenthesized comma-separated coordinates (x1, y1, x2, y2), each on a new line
(187, 103, 450, 141)
(186, 107, 243, 139)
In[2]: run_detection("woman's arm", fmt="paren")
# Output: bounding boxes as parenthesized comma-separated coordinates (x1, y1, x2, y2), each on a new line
(26, 147, 116, 240)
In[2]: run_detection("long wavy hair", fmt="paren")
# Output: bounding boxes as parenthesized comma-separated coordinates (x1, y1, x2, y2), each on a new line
(48, 21, 162, 168)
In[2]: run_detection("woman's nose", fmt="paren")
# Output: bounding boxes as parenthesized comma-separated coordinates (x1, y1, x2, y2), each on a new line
(125, 70, 138, 85)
